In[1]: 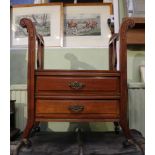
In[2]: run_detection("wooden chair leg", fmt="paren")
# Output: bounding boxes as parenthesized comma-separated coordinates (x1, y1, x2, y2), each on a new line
(33, 122, 41, 132)
(22, 119, 35, 147)
(30, 121, 41, 137)
(75, 127, 84, 155)
(22, 123, 34, 139)
(119, 120, 135, 148)
(114, 121, 120, 134)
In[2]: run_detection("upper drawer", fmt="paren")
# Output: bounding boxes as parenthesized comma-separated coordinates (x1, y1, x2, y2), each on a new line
(36, 76, 120, 92)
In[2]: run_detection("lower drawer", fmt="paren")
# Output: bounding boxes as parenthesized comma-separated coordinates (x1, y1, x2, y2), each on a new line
(36, 100, 119, 115)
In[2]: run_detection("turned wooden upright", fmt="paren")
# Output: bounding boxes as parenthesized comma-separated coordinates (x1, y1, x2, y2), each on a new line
(20, 18, 135, 144)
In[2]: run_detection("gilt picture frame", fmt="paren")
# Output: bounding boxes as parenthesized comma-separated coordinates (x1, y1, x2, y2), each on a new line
(63, 3, 113, 47)
(11, 3, 63, 47)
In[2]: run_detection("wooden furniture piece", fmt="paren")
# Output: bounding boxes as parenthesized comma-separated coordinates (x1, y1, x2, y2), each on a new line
(19, 17, 135, 145)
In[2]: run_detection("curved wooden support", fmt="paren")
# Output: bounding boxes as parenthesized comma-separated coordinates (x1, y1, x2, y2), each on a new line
(119, 18, 135, 139)
(20, 18, 37, 139)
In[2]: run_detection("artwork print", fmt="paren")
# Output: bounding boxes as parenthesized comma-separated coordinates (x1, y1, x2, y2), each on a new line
(64, 14, 101, 36)
(15, 14, 51, 38)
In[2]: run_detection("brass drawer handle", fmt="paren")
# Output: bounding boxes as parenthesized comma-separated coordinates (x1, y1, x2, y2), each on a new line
(68, 105, 84, 113)
(68, 81, 85, 90)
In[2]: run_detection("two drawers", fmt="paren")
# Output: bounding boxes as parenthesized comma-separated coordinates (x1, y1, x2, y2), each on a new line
(35, 71, 120, 120)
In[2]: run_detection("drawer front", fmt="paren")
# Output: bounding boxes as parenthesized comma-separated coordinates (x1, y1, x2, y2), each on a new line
(36, 76, 120, 92)
(36, 100, 119, 115)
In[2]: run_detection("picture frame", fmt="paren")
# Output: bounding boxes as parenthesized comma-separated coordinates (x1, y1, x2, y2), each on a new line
(10, 0, 34, 5)
(123, 0, 145, 17)
(132, 0, 145, 17)
(63, 3, 113, 47)
(11, 3, 63, 47)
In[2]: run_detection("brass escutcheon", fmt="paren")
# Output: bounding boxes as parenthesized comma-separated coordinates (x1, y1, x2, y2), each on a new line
(68, 81, 85, 90)
(68, 105, 84, 113)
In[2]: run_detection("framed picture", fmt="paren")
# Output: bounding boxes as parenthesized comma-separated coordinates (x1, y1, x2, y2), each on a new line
(123, 0, 145, 17)
(132, 0, 145, 17)
(10, 0, 34, 5)
(11, 3, 63, 47)
(63, 3, 113, 47)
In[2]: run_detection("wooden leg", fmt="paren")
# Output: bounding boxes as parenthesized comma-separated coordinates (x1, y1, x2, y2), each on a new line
(120, 119, 131, 138)
(33, 121, 40, 132)
(22, 120, 34, 139)
(114, 122, 120, 134)
(30, 121, 41, 137)
(22, 118, 35, 147)
(34, 122, 40, 132)
(22, 138, 32, 148)
(75, 127, 84, 155)
(120, 122, 145, 153)
(119, 119, 135, 147)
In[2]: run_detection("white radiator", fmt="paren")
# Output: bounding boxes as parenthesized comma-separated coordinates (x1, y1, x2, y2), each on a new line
(10, 85, 27, 131)
(128, 82, 145, 136)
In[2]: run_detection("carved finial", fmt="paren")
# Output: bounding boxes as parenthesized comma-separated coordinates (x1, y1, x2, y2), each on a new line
(125, 18, 135, 28)
(20, 18, 30, 28)
(120, 18, 135, 40)
(20, 18, 36, 38)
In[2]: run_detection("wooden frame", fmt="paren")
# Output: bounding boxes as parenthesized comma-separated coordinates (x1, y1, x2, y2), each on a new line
(63, 3, 113, 47)
(11, 3, 63, 47)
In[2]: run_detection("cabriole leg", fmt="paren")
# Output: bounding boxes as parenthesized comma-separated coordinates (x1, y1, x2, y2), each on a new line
(22, 119, 35, 147)
(120, 119, 135, 147)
